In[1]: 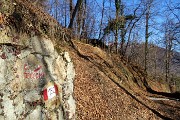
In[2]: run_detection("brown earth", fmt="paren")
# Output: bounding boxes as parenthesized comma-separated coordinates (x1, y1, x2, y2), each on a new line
(61, 40, 180, 120)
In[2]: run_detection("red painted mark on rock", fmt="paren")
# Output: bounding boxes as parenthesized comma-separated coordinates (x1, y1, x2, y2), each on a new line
(34, 66, 42, 72)
(24, 63, 45, 79)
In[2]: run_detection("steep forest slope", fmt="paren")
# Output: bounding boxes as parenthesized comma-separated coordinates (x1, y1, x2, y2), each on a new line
(62, 41, 180, 120)
(0, 0, 179, 120)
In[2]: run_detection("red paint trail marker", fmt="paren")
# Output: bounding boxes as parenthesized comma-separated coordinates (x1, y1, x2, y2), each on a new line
(43, 84, 58, 101)
(24, 63, 29, 70)
(34, 66, 42, 72)
(24, 64, 45, 79)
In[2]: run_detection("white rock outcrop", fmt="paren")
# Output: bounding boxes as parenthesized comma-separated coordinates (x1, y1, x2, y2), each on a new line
(0, 26, 76, 120)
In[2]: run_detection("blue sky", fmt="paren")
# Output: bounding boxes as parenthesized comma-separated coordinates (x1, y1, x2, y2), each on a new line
(93, 0, 180, 51)
(48, 0, 179, 51)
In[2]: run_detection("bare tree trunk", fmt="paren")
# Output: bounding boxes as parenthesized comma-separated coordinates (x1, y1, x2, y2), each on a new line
(64, 0, 67, 27)
(120, 27, 125, 55)
(144, 0, 154, 75)
(69, 0, 73, 20)
(154, 46, 157, 78)
(119, 4, 125, 55)
(165, 34, 173, 83)
(115, 27, 118, 53)
(124, 2, 145, 56)
(55, 0, 58, 20)
(165, 40, 170, 83)
(144, 2, 150, 74)
(115, 0, 121, 53)
(68, 0, 83, 28)
(81, 0, 87, 40)
(98, 0, 105, 41)
(77, 2, 83, 38)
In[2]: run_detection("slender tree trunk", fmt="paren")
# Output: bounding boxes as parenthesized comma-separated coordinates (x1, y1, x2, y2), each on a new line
(120, 27, 125, 55)
(119, 4, 125, 55)
(144, 0, 154, 75)
(115, 0, 121, 53)
(154, 46, 157, 78)
(81, 0, 87, 39)
(165, 36, 173, 83)
(115, 27, 118, 53)
(64, 0, 67, 27)
(165, 40, 169, 83)
(145, 5, 150, 74)
(69, 0, 73, 20)
(55, 0, 58, 20)
(77, 2, 83, 38)
(68, 0, 83, 28)
(98, 0, 105, 41)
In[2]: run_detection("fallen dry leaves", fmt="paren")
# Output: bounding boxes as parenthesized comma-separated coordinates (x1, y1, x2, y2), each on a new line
(63, 41, 180, 120)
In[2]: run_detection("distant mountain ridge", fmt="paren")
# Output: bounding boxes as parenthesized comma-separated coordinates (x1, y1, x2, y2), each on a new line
(126, 43, 180, 78)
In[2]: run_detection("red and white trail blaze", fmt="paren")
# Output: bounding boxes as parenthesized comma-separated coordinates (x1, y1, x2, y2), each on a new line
(43, 84, 58, 101)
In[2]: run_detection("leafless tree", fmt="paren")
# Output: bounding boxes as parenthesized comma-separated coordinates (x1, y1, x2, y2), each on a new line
(144, 0, 151, 74)
(68, 0, 83, 28)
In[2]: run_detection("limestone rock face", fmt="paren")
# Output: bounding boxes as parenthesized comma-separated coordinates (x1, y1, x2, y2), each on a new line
(0, 26, 76, 120)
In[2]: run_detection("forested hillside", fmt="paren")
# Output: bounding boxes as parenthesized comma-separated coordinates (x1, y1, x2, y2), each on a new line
(126, 43, 180, 92)
(42, 0, 180, 91)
